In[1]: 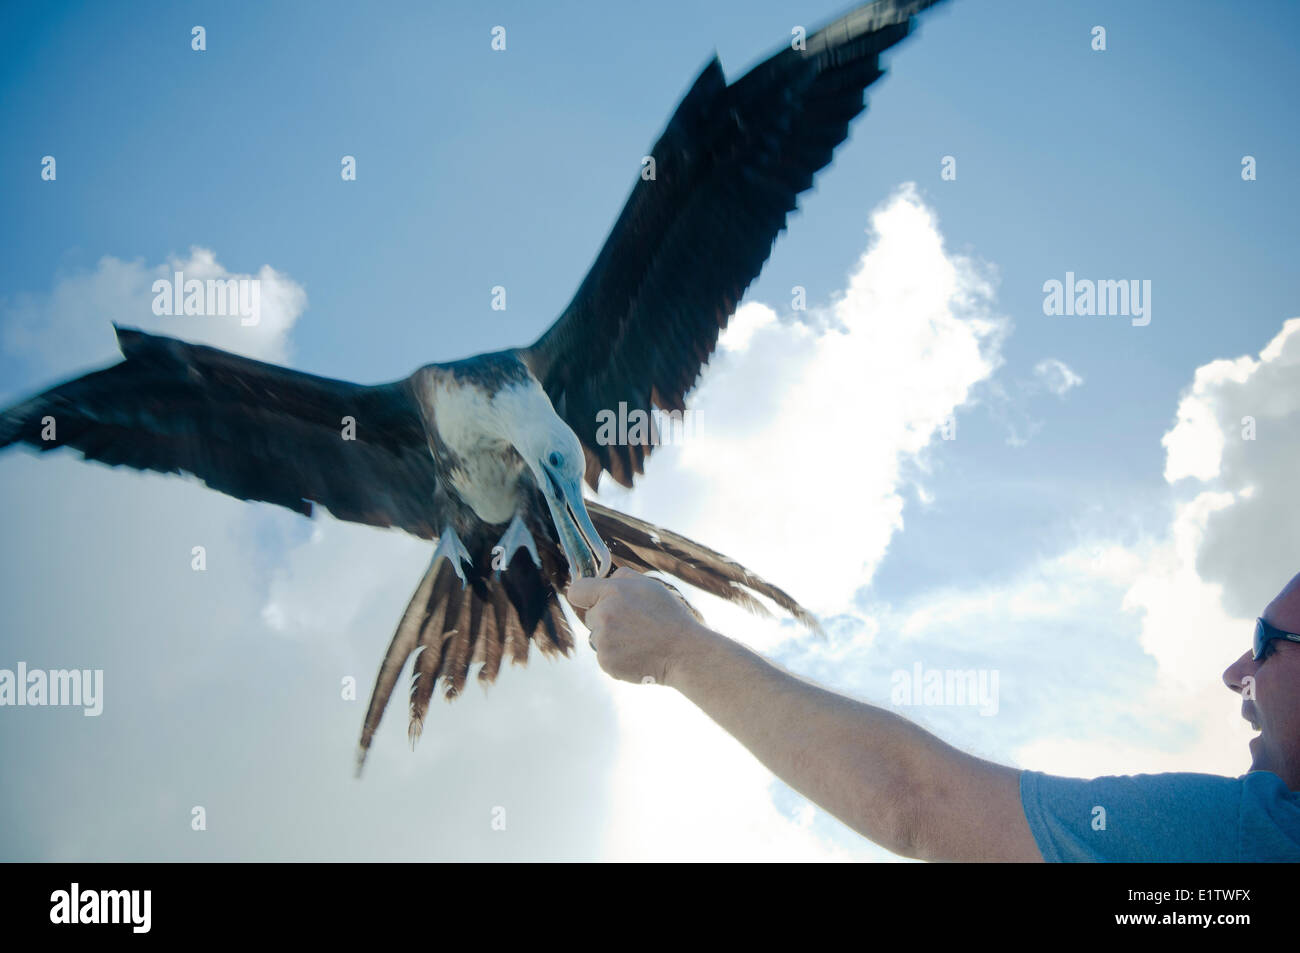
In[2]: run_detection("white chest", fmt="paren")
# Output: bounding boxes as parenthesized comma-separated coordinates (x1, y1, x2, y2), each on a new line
(423, 373, 528, 525)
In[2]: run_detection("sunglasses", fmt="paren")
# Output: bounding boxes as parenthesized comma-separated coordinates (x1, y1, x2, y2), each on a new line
(1254, 617, 1300, 661)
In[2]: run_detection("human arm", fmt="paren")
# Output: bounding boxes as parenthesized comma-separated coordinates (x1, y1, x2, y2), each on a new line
(568, 569, 1043, 861)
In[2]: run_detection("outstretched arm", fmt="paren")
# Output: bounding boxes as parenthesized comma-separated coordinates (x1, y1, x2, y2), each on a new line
(569, 568, 1042, 862)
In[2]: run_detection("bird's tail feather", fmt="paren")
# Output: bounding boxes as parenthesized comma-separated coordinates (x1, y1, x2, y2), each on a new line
(587, 501, 825, 637)
(354, 547, 570, 776)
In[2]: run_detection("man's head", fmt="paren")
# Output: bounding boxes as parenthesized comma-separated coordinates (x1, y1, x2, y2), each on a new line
(1223, 571, 1300, 789)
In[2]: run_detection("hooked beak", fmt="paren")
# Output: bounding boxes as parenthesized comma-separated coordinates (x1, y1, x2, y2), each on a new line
(541, 460, 612, 580)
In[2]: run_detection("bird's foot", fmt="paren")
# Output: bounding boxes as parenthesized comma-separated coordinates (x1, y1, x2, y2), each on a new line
(493, 511, 541, 575)
(431, 525, 474, 588)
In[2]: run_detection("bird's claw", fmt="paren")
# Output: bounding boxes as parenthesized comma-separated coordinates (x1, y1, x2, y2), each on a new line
(493, 511, 541, 576)
(431, 525, 473, 588)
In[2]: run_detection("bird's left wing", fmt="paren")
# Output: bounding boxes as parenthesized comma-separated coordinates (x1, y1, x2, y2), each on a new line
(0, 326, 442, 538)
(521, 0, 945, 490)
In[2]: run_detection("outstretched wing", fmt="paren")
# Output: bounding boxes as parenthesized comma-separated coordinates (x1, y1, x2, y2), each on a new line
(0, 326, 442, 538)
(521, 0, 943, 490)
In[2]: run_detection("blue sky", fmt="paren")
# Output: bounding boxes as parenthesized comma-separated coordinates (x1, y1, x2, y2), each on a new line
(2, 0, 1299, 860)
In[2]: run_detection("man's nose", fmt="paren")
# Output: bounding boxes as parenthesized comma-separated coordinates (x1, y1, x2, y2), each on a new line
(1222, 649, 1256, 693)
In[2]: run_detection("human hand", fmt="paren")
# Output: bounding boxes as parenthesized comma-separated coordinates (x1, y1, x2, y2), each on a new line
(567, 567, 707, 686)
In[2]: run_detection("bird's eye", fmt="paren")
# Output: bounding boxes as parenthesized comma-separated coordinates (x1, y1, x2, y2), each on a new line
(548, 451, 563, 468)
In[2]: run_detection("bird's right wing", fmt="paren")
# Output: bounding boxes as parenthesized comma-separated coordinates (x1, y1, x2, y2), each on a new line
(522, 0, 945, 490)
(0, 326, 443, 539)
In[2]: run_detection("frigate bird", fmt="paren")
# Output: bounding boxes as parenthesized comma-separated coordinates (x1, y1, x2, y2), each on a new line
(0, 0, 942, 769)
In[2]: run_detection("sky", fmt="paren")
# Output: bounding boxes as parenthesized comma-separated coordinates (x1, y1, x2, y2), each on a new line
(1, 0, 1299, 861)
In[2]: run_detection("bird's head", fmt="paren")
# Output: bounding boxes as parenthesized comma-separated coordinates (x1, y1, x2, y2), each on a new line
(512, 410, 612, 581)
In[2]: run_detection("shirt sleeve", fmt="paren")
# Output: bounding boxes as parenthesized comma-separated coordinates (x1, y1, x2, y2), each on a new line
(1019, 769, 1300, 862)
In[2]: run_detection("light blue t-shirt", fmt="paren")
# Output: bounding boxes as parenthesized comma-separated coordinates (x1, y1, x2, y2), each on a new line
(1020, 769, 1300, 861)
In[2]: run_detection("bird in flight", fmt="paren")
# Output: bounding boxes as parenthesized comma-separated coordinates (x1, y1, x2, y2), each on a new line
(0, 0, 942, 771)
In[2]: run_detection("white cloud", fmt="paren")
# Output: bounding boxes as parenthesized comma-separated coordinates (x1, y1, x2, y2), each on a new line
(1160, 318, 1300, 616)
(1, 247, 305, 385)
(1004, 496, 1254, 781)
(599, 183, 1007, 613)
(1032, 357, 1083, 397)
(1162, 356, 1256, 483)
